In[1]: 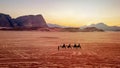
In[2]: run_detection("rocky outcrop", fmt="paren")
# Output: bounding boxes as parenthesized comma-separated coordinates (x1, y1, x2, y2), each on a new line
(61, 27, 80, 32)
(0, 13, 48, 29)
(81, 27, 104, 32)
(0, 13, 14, 27)
(15, 15, 48, 28)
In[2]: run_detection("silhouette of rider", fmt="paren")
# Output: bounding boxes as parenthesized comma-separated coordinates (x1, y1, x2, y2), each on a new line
(74, 43, 77, 47)
(78, 43, 81, 48)
(63, 44, 66, 47)
(68, 44, 71, 48)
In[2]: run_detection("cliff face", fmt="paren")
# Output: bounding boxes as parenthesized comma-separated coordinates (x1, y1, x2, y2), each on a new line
(0, 13, 14, 27)
(15, 15, 48, 28)
(0, 13, 48, 29)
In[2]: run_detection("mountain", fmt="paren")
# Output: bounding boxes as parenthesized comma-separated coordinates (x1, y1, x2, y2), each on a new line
(47, 23, 62, 28)
(15, 15, 48, 28)
(81, 27, 104, 32)
(0, 13, 119, 31)
(80, 23, 120, 31)
(60, 27, 104, 32)
(0, 13, 48, 30)
(47, 23, 66, 28)
(0, 13, 14, 27)
(90, 23, 108, 28)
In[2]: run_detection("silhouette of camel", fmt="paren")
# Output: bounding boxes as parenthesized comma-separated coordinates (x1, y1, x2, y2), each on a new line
(73, 43, 81, 49)
(77, 43, 81, 48)
(58, 43, 81, 50)
(67, 44, 72, 49)
(73, 43, 77, 48)
(58, 44, 66, 50)
(60, 44, 66, 48)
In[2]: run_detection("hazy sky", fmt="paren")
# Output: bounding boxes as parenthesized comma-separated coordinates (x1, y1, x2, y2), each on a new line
(0, 0, 120, 26)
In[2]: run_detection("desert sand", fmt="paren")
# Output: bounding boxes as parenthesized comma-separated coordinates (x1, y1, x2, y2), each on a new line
(0, 31, 120, 68)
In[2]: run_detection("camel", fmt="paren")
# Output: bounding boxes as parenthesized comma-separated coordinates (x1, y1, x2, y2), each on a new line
(67, 44, 72, 49)
(77, 43, 81, 48)
(60, 44, 66, 48)
(73, 43, 81, 49)
(58, 43, 81, 50)
(58, 44, 66, 50)
(73, 43, 77, 48)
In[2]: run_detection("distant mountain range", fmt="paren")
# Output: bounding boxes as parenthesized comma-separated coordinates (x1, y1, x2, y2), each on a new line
(0, 13, 119, 31)
(48, 23, 120, 31)
(80, 23, 120, 31)
(47, 23, 65, 28)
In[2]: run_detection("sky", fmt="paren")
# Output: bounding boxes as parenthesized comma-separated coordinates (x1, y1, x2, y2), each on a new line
(0, 0, 120, 27)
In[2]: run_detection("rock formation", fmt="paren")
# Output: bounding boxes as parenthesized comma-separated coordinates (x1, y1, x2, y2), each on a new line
(15, 15, 48, 28)
(0, 13, 48, 29)
(0, 13, 14, 27)
(81, 27, 104, 32)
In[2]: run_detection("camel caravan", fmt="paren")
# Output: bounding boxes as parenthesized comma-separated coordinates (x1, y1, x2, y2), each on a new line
(58, 43, 81, 50)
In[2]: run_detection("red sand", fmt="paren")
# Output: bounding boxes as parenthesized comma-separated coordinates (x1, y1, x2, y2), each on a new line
(0, 31, 120, 68)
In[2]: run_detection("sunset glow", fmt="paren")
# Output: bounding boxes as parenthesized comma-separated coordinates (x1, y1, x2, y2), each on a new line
(0, 0, 120, 27)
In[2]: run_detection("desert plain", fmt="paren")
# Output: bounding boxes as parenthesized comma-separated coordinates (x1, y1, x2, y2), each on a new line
(0, 31, 120, 68)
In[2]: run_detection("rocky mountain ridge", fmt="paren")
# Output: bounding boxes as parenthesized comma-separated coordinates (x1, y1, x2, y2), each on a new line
(80, 23, 120, 31)
(0, 13, 48, 29)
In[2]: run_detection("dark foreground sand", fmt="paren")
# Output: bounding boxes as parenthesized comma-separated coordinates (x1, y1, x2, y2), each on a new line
(0, 31, 120, 68)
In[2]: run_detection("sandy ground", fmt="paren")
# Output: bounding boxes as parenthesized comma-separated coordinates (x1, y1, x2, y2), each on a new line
(0, 31, 120, 68)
